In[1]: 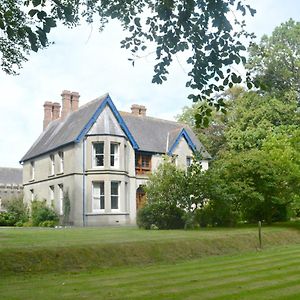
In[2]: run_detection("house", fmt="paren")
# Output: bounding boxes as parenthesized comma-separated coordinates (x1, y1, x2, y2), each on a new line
(0, 167, 23, 211)
(20, 91, 210, 226)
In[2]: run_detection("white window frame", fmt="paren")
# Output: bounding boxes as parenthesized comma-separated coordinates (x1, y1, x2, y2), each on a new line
(30, 161, 35, 181)
(93, 142, 104, 167)
(49, 185, 54, 205)
(58, 184, 63, 215)
(50, 154, 55, 176)
(92, 181, 105, 212)
(186, 156, 192, 168)
(58, 151, 64, 173)
(110, 143, 120, 168)
(30, 189, 34, 201)
(111, 181, 120, 211)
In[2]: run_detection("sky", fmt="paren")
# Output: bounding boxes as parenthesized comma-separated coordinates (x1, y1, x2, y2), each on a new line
(0, 0, 299, 168)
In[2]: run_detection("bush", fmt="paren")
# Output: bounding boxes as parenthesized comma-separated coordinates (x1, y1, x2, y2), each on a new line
(39, 220, 57, 227)
(194, 207, 212, 228)
(31, 200, 59, 227)
(137, 201, 185, 229)
(1, 196, 28, 226)
(0, 211, 18, 226)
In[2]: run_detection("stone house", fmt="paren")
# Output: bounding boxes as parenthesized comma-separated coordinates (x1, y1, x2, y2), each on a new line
(20, 91, 210, 226)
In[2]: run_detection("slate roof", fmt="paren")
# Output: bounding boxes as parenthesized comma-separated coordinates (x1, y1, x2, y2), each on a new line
(120, 112, 211, 158)
(21, 94, 210, 162)
(21, 94, 108, 162)
(0, 167, 22, 185)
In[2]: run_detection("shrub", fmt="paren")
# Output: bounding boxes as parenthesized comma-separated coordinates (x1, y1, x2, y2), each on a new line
(137, 201, 185, 230)
(31, 200, 59, 227)
(0, 211, 18, 226)
(1, 196, 28, 226)
(39, 220, 57, 227)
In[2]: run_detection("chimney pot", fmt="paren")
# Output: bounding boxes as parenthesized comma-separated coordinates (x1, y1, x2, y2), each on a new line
(52, 102, 61, 120)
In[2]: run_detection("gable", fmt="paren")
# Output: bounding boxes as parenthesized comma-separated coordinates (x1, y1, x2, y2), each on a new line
(171, 136, 194, 157)
(167, 128, 196, 155)
(87, 105, 126, 137)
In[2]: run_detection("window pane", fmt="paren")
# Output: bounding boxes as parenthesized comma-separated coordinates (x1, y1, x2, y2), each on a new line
(111, 182, 119, 195)
(94, 143, 104, 154)
(110, 155, 115, 167)
(96, 155, 104, 166)
(100, 196, 105, 210)
(111, 196, 118, 209)
(110, 143, 116, 155)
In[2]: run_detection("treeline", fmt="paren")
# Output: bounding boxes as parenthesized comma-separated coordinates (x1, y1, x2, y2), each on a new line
(138, 19, 300, 229)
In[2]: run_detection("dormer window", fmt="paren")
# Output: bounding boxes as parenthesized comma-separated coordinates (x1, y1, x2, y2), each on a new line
(110, 143, 119, 168)
(93, 142, 104, 167)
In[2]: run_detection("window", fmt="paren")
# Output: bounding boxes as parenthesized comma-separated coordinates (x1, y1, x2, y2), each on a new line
(58, 151, 64, 173)
(49, 186, 54, 205)
(30, 189, 34, 201)
(92, 182, 105, 211)
(50, 154, 55, 175)
(30, 161, 35, 180)
(58, 184, 63, 215)
(110, 143, 119, 168)
(186, 156, 192, 168)
(111, 181, 120, 210)
(135, 152, 151, 175)
(93, 142, 104, 167)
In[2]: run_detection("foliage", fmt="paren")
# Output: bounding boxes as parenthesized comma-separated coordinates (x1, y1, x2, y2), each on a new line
(2, 195, 28, 222)
(247, 19, 300, 96)
(137, 201, 185, 229)
(2, 1, 255, 119)
(31, 199, 59, 227)
(225, 91, 300, 151)
(0, 195, 28, 226)
(0, 211, 18, 226)
(208, 127, 300, 223)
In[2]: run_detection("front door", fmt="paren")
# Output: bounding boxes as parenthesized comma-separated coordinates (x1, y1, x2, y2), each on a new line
(136, 186, 146, 210)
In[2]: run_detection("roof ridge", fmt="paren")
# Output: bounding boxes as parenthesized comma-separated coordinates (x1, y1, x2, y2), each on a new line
(120, 111, 187, 126)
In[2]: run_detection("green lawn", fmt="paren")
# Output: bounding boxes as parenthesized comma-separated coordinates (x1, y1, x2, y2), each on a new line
(1, 244, 300, 300)
(1, 225, 300, 299)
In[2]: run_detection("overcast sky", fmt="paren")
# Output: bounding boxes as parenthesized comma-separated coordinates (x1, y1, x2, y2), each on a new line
(0, 0, 299, 168)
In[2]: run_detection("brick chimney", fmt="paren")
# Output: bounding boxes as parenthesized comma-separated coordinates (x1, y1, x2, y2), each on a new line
(61, 90, 72, 119)
(71, 91, 80, 112)
(52, 102, 61, 120)
(131, 104, 147, 116)
(43, 101, 53, 130)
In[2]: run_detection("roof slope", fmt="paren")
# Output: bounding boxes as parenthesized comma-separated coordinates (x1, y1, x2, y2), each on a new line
(21, 94, 108, 162)
(0, 167, 22, 185)
(21, 94, 210, 162)
(120, 112, 211, 158)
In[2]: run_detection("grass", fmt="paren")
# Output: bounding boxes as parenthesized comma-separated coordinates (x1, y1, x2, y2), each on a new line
(1, 224, 300, 299)
(1, 243, 300, 299)
(1, 224, 300, 276)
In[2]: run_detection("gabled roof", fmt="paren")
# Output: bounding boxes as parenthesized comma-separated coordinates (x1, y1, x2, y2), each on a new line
(21, 94, 138, 162)
(120, 112, 211, 159)
(21, 94, 210, 162)
(0, 167, 22, 185)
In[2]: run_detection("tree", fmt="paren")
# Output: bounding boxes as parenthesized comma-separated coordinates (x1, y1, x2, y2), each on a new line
(247, 19, 300, 97)
(224, 91, 300, 151)
(208, 126, 300, 223)
(2, 0, 255, 119)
